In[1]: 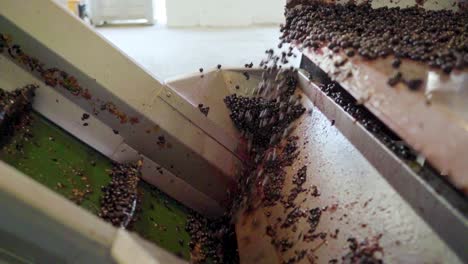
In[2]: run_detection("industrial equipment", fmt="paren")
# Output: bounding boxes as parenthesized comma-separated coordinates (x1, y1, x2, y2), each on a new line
(0, 0, 466, 263)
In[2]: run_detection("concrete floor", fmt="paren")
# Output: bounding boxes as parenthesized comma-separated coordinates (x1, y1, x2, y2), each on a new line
(96, 25, 298, 81)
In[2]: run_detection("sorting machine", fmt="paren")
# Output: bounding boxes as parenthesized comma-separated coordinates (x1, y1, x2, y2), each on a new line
(0, 0, 466, 263)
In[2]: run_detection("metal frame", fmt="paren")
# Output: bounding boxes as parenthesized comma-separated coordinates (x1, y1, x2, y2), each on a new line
(233, 69, 463, 263)
(298, 41, 468, 193)
(298, 57, 468, 261)
(0, 161, 187, 264)
(0, 0, 244, 217)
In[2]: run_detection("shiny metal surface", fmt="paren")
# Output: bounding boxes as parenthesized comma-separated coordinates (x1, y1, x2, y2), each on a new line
(165, 68, 466, 262)
(300, 46, 468, 194)
(298, 71, 468, 261)
(233, 73, 462, 263)
(0, 0, 245, 216)
(165, 69, 264, 141)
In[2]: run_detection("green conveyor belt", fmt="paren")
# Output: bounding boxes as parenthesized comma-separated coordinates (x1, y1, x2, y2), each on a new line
(0, 111, 191, 260)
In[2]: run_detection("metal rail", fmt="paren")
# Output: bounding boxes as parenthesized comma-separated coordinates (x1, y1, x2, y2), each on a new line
(299, 56, 468, 261)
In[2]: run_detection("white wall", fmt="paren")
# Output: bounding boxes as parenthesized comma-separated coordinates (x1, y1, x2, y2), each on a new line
(251, 0, 285, 24)
(153, 0, 167, 23)
(165, 0, 285, 27)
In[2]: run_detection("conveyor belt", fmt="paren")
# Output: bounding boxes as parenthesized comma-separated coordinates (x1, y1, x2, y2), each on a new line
(0, 110, 192, 260)
(283, 1, 468, 193)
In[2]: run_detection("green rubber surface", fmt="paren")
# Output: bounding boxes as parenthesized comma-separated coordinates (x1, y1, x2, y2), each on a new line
(0, 111, 191, 260)
(135, 184, 191, 260)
